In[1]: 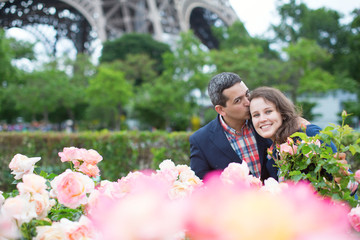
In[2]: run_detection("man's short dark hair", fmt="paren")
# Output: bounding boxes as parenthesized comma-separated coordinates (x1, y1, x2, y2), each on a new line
(208, 72, 242, 107)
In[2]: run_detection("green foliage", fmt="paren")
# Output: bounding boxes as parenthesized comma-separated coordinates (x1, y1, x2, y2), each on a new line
(282, 38, 336, 102)
(0, 131, 191, 192)
(100, 33, 171, 73)
(9, 66, 69, 122)
(132, 31, 210, 130)
(276, 112, 360, 207)
(86, 63, 133, 130)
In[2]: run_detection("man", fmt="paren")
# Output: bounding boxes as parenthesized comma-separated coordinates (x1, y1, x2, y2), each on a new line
(190, 72, 277, 181)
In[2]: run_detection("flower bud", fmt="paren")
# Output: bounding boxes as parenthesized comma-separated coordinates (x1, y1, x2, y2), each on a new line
(341, 110, 348, 119)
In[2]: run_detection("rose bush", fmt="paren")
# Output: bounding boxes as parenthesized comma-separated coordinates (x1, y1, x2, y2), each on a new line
(1, 142, 360, 239)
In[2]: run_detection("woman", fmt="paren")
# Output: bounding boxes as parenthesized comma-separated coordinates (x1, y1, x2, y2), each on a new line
(248, 87, 336, 146)
(248, 86, 338, 179)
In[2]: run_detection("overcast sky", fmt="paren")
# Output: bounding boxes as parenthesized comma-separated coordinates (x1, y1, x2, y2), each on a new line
(228, 0, 360, 36)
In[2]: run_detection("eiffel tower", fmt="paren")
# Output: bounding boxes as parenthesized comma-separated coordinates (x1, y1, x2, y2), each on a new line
(0, 0, 239, 53)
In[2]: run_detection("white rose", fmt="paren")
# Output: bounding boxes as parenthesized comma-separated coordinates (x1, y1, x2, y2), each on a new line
(2, 194, 37, 224)
(9, 154, 41, 180)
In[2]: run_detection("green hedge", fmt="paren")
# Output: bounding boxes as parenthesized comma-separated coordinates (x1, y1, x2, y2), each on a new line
(0, 131, 192, 191)
(1, 130, 359, 192)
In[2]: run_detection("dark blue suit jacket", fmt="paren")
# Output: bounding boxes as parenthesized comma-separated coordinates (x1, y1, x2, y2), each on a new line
(190, 116, 277, 181)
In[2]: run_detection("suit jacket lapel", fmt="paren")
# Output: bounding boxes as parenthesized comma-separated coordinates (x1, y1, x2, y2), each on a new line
(209, 116, 241, 162)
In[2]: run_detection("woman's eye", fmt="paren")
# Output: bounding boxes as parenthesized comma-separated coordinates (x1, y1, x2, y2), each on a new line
(252, 114, 259, 118)
(266, 110, 272, 114)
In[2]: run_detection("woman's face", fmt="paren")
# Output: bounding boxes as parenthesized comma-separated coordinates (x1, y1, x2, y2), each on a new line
(250, 97, 283, 141)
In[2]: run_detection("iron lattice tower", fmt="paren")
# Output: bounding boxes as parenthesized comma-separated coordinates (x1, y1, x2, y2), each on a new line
(0, 0, 239, 53)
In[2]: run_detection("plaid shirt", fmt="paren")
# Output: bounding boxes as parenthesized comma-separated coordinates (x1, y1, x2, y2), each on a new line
(220, 116, 261, 178)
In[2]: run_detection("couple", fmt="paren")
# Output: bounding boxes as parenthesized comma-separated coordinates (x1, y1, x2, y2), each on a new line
(190, 72, 339, 181)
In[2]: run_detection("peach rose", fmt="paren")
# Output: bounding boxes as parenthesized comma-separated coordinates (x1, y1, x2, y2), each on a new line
(32, 193, 55, 220)
(17, 174, 48, 195)
(65, 216, 95, 240)
(2, 194, 37, 224)
(168, 181, 193, 200)
(35, 222, 67, 240)
(50, 169, 94, 209)
(79, 162, 100, 178)
(179, 169, 202, 187)
(9, 154, 41, 180)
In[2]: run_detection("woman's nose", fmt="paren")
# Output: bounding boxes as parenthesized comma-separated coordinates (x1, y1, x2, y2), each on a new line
(259, 115, 267, 122)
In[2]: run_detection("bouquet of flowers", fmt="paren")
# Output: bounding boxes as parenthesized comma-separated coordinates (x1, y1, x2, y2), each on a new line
(275, 110, 360, 207)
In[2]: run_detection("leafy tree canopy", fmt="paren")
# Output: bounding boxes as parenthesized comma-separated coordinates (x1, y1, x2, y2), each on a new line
(100, 33, 171, 73)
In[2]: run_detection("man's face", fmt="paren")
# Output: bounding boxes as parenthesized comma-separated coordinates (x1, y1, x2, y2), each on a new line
(217, 82, 250, 124)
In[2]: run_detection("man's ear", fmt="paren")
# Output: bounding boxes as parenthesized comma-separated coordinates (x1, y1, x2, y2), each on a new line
(215, 105, 225, 116)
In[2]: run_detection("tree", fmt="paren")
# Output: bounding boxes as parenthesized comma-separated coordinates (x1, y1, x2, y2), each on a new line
(104, 53, 158, 87)
(132, 31, 210, 130)
(99, 33, 171, 74)
(10, 67, 68, 123)
(50, 53, 96, 127)
(282, 38, 337, 103)
(0, 28, 35, 123)
(213, 21, 279, 59)
(86, 63, 133, 130)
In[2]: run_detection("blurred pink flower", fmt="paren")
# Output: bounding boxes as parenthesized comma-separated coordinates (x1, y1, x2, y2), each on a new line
(9, 154, 41, 180)
(348, 206, 360, 232)
(185, 175, 354, 240)
(0, 212, 21, 240)
(89, 176, 187, 240)
(261, 177, 288, 194)
(220, 162, 261, 188)
(50, 169, 94, 209)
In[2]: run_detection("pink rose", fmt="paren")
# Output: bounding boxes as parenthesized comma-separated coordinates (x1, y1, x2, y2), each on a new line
(220, 162, 250, 184)
(79, 163, 100, 178)
(50, 169, 94, 209)
(354, 170, 360, 183)
(82, 149, 103, 165)
(280, 143, 297, 155)
(0, 213, 21, 239)
(58, 147, 80, 163)
(9, 154, 41, 180)
(348, 206, 360, 232)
